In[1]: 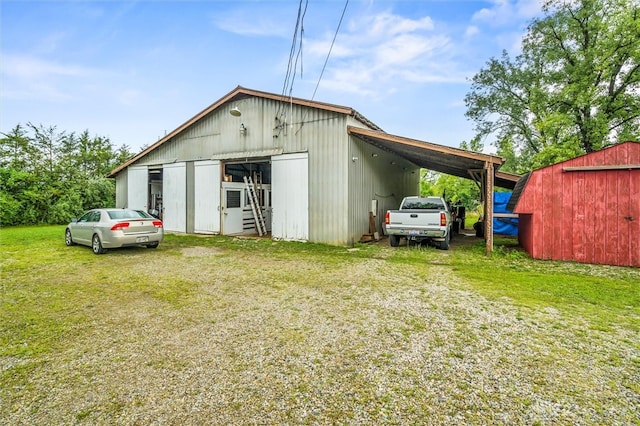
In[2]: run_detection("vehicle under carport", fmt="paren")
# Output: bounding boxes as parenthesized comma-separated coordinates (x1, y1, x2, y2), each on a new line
(348, 126, 520, 255)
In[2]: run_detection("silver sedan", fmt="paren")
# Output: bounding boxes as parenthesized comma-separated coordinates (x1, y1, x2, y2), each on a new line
(65, 208, 164, 254)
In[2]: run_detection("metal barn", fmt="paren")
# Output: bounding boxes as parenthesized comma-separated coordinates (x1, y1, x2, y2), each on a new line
(109, 86, 515, 248)
(510, 142, 640, 267)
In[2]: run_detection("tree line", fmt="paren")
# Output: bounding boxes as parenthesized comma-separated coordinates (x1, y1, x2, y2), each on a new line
(427, 0, 639, 203)
(3, 1, 638, 224)
(0, 123, 135, 226)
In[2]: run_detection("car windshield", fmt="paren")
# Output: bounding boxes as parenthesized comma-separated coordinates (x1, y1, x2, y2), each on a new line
(402, 199, 444, 210)
(107, 210, 153, 220)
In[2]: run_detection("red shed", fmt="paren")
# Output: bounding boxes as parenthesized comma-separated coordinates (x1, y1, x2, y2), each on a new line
(511, 141, 640, 267)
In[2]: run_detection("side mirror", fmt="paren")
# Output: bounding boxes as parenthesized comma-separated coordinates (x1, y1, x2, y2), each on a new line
(71, 218, 78, 223)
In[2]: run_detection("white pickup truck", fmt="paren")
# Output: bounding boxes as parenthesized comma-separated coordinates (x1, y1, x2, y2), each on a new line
(384, 196, 452, 249)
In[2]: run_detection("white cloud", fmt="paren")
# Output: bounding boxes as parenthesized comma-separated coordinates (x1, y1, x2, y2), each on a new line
(367, 12, 434, 37)
(2, 54, 89, 79)
(1, 55, 90, 101)
(213, 8, 291, 38)
(472, 0, 543, 26)
(303, 10, 467, 98)
(0, 54, 115, 103)
(375, 33, 449, 65)
(465, 25, 480, 38)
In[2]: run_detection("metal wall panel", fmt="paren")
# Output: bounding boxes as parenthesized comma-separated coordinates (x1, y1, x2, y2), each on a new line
(271, 153, 309, 241)
(193, 160, 221, 234)
(163, 163, 187, 233)
(347, 133, 419, 244)
(120, 95, 389, 244)
(115, 172, 128, 208)
(127, 166, 148, 211)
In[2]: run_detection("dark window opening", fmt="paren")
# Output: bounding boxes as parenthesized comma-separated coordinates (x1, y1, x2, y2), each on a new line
(227, 190, 241, 208)
(223, 161, 271, 184)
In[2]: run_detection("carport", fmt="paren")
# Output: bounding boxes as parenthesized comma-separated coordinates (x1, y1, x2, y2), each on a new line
(348, 126, 520, 255)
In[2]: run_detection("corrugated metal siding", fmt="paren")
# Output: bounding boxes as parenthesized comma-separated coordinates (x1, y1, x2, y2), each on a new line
(305, 114, 350, 245)
(123, 95, 357, 244)
(115, 171, 128, 208)
(117, 94, 414, 245)
(346, 124, 419, 245)
(514, 142, 640, 267)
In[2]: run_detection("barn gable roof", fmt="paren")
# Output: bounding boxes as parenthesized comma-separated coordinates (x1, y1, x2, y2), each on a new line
(108, 86, 383, 177)
(512, 141, 640, 213)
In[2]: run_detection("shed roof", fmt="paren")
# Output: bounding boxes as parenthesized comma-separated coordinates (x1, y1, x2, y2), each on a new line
(510, 141, 640, 212)
(347, 126, 519, 189)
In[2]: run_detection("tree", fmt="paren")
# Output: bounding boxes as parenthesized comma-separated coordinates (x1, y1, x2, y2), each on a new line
(0, 124, 135, 226)
(419, 138, 484, 211)
(465, 0, 640, 171)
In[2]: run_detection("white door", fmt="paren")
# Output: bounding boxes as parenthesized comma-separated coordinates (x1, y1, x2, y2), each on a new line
(222, 183, 245, 235)
(127, 166, 148, 211)
(194, 160, 221, 234)
(271, 153, 309, 241)
(163, 163, 186, 233)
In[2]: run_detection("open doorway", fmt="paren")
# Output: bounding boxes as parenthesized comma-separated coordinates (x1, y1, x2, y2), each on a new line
(221, 160, 272, 235)
(148, 167, 163, 219)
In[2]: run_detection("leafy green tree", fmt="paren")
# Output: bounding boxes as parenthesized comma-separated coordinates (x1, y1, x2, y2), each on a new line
(0, 124, 134, 226)
(466, 0, 640, 170)
(420, 169, 439, 196)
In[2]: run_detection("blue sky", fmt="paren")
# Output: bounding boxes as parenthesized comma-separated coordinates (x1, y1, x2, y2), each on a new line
(1, 0, 543, 153)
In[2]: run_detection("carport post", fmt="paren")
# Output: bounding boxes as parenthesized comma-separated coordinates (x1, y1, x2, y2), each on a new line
(484, 161, 494, 256)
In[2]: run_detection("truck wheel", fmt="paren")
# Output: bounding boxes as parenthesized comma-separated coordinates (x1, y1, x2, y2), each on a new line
(439, 233, 450, 250)
(389, 235, 400, 247)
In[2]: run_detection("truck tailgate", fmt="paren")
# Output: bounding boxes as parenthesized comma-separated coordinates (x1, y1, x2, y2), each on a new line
(388, 211, 442, 227)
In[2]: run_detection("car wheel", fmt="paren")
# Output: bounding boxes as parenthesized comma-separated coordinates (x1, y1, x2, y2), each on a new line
(146, 242, 159, 249)
(65, 229, 76, 246)
(389, 235, 400, 247)
(439, 233, 450, 250)
(92, 234, 106, 255)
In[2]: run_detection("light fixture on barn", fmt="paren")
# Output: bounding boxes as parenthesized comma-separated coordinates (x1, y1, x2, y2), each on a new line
(230, 106, 242, 117)
(240, 123, 247, 136)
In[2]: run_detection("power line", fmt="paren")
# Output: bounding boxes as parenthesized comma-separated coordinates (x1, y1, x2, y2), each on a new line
(277, 0, 308, 120)
(278, 0, 349, 135)
(311, 0, 349, 101)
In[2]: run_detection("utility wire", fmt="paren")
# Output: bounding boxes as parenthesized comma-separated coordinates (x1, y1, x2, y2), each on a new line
(277, 0, 308, 120)
(311, 0, 349, 101)
(294, 0, 349, 136)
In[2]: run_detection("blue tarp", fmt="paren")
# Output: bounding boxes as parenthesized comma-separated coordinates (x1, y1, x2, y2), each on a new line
(494, 192, 518, 236)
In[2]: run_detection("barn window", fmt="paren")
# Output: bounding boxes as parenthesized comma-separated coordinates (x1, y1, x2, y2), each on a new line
(227, 190, 241, 208)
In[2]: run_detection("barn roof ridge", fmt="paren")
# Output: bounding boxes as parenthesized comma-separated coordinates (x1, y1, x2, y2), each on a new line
(531, 141, 640, 172)
(108, 86, 383, 177)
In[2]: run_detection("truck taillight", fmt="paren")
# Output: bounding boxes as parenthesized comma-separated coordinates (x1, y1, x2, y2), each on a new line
(385, 211, 390, 225)
(111, 222, 129, 231)
(440, 212, 446, 226)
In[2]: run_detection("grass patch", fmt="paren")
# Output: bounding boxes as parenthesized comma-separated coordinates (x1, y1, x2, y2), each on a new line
(446, 238, 640, 332)
(1, 225, 639, 424)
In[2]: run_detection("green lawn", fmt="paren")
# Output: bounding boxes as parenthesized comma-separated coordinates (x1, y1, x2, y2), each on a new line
(1, 225, 638, 425)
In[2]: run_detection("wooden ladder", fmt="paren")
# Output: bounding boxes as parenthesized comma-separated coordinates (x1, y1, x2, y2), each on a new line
(243, 175, 267, 236)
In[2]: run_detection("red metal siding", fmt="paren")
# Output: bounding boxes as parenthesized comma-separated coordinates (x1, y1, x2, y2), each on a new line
(517, 214, 534, 255)
(630, 145, 640, 266)
(514, 142, 640, 267)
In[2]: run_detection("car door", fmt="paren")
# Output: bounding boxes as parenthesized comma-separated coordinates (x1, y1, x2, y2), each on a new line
(74, 211, 99, 245)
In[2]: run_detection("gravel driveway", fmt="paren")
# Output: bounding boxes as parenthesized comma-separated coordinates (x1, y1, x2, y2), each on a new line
(3, 243, 639, 425)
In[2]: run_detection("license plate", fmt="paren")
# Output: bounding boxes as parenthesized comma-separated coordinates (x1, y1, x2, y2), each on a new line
(408, 230, 420, 236)
(136, 236, 149, 243)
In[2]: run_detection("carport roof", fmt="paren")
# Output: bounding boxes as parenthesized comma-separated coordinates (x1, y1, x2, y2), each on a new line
(348, 126, 520, 189)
